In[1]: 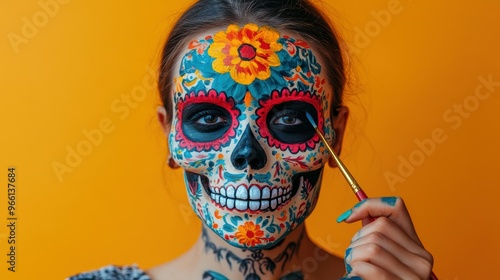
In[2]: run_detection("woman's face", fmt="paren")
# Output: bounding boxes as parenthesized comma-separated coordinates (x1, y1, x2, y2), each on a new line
(169, 23, 335, 249)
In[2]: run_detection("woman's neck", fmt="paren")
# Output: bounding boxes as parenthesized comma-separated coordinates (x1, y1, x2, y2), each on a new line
(146, 222, 345, 280)
(193, 223, 313, 280)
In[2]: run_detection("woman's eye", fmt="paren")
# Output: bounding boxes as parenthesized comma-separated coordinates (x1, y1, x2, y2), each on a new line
(273, 115, 303, 125)
(195, 114, 226, 125)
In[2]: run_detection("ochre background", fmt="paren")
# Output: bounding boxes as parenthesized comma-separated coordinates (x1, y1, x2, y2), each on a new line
(1, 0, 499, 279)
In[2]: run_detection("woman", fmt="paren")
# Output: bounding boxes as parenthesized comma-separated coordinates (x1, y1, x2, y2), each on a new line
(68, 0, 433, 279)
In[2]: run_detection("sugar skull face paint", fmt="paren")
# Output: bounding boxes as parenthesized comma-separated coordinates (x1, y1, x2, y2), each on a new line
(169, 23, 335, 249)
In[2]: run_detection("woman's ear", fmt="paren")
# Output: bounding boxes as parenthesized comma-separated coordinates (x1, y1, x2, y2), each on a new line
(157, 106, 181, 169)
(328, 106, 349, 168)
(157, 106, 170, 137)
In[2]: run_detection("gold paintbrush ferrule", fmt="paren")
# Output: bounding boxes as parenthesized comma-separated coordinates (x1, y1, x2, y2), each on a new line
(314, 127, 361, 194)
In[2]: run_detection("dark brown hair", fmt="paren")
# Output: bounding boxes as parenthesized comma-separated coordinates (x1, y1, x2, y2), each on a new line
(158, 0, 346, 123)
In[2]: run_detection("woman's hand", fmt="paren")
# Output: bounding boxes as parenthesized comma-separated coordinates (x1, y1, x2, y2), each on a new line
(337, 197, 434, 280)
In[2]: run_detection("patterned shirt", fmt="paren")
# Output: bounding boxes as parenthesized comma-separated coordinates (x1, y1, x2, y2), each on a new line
(67, 264, 151, 280)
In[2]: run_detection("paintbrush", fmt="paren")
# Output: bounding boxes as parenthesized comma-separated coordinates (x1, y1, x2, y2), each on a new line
(305, 112, 368, 201)
(305, 112, 438, 280)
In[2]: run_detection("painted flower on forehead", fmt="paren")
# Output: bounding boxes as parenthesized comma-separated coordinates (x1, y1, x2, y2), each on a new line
(208, 23, 282, 85)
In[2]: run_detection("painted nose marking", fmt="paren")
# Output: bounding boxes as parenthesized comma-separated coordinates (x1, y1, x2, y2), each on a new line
(231, 125, 267, 170)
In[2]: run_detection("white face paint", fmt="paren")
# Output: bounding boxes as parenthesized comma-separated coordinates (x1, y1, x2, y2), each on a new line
(169, 23, 335, 248)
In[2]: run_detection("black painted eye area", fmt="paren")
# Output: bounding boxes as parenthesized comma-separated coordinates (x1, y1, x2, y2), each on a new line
(266, 102, 317, 143)
(255, 88, 324, 153)
(182, 103, 232, 140)
(175, 89, 240, 152)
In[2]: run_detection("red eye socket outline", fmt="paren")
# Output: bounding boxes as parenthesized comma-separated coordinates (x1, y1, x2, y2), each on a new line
(175, 89, 240, 152)
(256, 88, 324, 153)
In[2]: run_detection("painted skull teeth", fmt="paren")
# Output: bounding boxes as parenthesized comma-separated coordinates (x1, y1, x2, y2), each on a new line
(209, 184, 292, 211)
(186, 168, 322, 213)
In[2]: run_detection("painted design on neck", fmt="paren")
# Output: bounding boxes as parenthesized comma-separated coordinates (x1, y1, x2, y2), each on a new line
(201, 227, 304, 280)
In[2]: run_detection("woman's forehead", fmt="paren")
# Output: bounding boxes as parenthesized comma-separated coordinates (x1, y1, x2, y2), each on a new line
(173, 23, 329, 103)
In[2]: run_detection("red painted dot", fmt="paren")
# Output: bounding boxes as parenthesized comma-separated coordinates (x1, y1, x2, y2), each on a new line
(246, 231, 255, 238)
(238, 44, 257, 61)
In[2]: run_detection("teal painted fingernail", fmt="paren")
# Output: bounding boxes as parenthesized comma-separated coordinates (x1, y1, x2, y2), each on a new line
(345, 263, 352, 274)
(353, 199, 367, 208)
(345, 247, 352, 256)
(339, 276, 362, 280)
(337, 209, 352, 223)
(345, 248, 353, 274)
(381, 196, 397, 206)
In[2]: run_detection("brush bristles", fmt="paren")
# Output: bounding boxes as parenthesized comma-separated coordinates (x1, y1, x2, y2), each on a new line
(305, 112, 317, 128)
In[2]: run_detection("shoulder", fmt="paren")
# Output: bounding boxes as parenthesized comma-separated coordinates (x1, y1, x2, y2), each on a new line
(66, 264, 151, 280)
